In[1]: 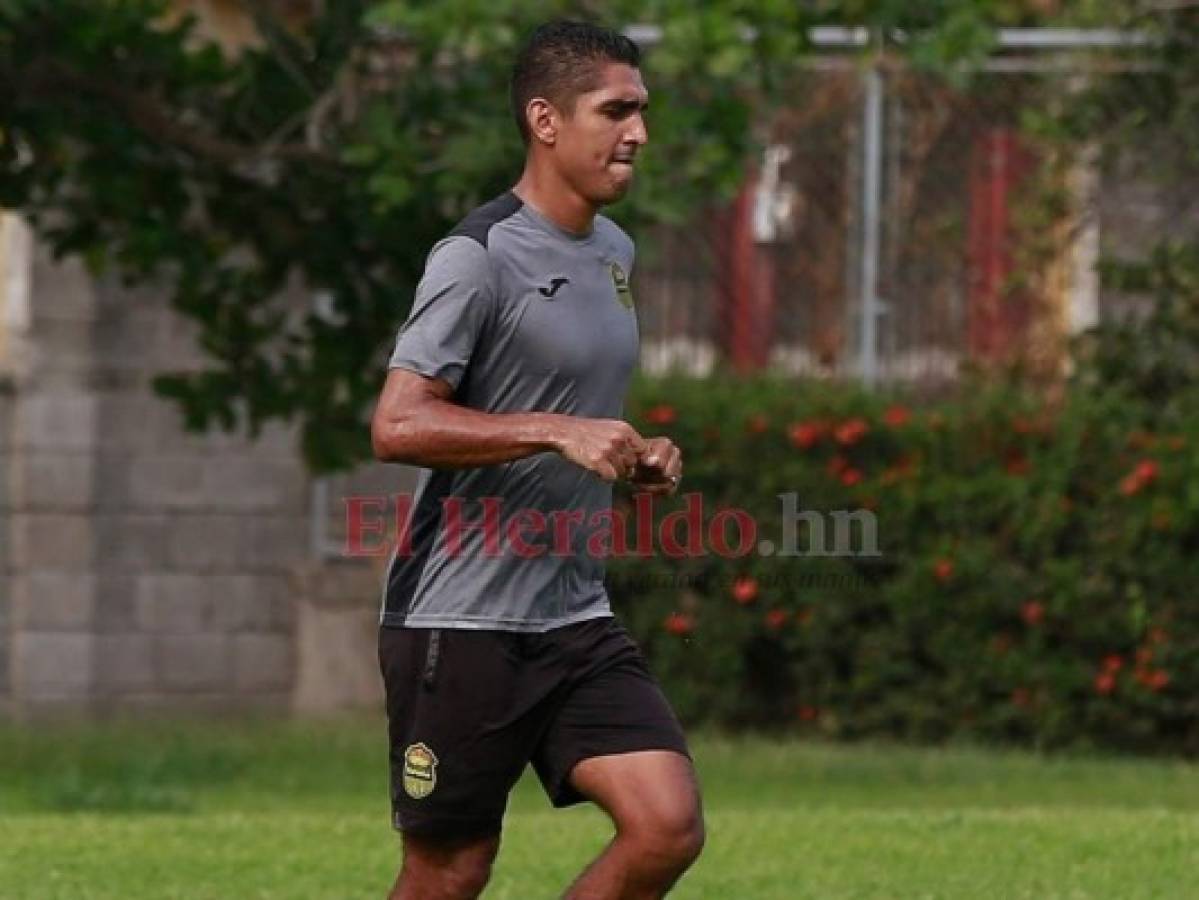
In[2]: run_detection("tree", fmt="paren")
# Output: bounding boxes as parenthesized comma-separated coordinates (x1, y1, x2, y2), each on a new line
(0, 0, 1081, 471)
(1049, 4, 1199, 421)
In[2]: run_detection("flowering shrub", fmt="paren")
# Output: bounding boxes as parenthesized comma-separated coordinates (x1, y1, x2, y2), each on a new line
(613, 374, 1199, 755)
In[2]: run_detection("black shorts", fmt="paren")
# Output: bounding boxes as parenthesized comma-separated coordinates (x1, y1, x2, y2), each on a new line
(378, 614, 690, 838)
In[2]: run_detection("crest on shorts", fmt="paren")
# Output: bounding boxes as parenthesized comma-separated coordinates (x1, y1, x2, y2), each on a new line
(402, 742, 438, 800)
(610, 262, 634, 309)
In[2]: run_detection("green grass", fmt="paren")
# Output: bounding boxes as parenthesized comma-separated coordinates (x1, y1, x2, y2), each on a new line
(1, 718, 1197, 898)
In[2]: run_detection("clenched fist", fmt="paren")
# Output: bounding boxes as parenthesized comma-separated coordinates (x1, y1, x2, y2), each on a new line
(630, 436, 683, 495)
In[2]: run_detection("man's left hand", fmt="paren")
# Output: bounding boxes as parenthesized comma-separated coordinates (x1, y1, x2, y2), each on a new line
(629, 436, 682, 496)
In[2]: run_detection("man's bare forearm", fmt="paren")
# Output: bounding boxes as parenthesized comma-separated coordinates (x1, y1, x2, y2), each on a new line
(373, 399, 568, 469)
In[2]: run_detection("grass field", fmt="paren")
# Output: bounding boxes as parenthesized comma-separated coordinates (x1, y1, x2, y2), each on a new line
(1, 717, 1197, 899)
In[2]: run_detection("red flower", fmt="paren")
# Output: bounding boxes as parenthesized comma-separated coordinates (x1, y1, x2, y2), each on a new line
(1118, 473, 1140, 496)
(663, 612, 694, 636)
(1134, 459, 1160, 482)
(827, 455, 850, 476)
(731, 577, 759, 605)
(1119, 458, 1159, 496)
(645, 404, 677, 425)
(834, 417, 870, 446)
(1020, 601, 1045, 627)
(788, 420, 826, 450)
(1004, 451, 1031, 476)
(1102, 654, 1124, 673)
(1133, 667, 1169, 691)
(839, 467, 863, 487)
(1011, 687, 1032, 708)
(798, 705, 819, 722)
(746, 414, 769, 434)
(1094, 672, 1116, 695)
(883, 405, 911, 428)
(765, 609, 788, 630)
(1012, 415, 1035, 435)
(933, 558, 954, 584)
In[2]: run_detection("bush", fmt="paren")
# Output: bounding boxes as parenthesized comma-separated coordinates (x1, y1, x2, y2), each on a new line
(613, 372, 1199, 755)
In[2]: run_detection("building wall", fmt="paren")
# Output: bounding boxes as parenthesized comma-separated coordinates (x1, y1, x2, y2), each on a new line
(2, 227, 327, 717)
(0, 383, 13, 718)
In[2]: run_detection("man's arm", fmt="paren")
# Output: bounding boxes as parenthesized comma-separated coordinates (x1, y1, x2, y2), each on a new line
(370, 368, 647, 482)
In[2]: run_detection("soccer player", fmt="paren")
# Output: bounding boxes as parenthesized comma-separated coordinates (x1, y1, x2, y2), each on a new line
(370, 20, 704, 900)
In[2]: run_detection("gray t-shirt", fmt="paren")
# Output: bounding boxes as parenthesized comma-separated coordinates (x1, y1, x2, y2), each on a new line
(380, 191, 639, 631)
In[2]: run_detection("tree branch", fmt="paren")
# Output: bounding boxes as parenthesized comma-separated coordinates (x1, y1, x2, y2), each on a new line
(23, 59, 339, 173)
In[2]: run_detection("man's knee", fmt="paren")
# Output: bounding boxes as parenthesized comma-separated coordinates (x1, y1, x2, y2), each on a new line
(623, 803, 706, 871)
(395, 832, 499, 900)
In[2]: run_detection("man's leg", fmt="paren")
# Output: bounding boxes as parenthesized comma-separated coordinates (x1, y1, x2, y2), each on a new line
(389, 831, 501, 900)
(380, 626, 543, 899)
(527, 618, 704, 899)
(562, 750, 705, 899)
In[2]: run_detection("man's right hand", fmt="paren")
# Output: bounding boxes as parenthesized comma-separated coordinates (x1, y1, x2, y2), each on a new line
(552, 418, 647, 482)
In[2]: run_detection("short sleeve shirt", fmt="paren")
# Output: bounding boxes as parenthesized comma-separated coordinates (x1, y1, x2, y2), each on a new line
(380, 191, 639, 631)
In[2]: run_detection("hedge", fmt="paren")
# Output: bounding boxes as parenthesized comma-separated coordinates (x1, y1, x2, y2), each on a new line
(613, 373, 1199, 755)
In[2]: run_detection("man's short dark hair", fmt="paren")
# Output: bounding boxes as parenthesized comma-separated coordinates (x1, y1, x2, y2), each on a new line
(510, 20, 641, 145)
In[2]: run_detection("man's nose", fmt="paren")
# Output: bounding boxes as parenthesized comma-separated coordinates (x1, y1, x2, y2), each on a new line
(627, 112, 648, 146)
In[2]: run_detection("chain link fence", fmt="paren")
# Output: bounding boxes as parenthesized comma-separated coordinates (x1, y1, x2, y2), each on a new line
(634, 35, 1159, 389)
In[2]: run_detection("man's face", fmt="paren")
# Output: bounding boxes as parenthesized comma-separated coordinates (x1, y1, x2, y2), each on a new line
(553, 62, 649, 206)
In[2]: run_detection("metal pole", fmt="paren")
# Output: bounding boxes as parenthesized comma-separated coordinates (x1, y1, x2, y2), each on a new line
(858, 59, 884, 385)
(309, 476, 330, 560)
(624, 25, 1156, 51)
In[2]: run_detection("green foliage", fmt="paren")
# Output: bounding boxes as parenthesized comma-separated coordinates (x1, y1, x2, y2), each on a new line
(1043, 6, 1199, 413)
(0, 0, 815, 470)
(0, 1, 1059, 471)
(1073, 241, 1199, 428)
(615, 372, 1199, 753)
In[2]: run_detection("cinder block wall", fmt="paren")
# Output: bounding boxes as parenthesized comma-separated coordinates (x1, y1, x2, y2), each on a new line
(5, 240, 318, 717)
(6, 243, 100, 715)
(0, 385, 13, 718)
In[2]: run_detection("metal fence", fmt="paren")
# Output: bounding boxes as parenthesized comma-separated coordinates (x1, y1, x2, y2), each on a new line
(632, 28, 1156, 388)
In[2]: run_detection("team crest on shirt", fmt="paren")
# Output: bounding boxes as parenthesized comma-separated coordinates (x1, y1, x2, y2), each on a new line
(610, 262, 634, 309)
(402, 742, 439, 799)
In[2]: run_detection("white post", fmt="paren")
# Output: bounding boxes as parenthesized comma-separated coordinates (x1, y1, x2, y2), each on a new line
(858, 58, 885, 385)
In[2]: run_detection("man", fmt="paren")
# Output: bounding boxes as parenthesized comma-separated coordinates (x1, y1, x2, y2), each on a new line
(370, 20, 704, 900)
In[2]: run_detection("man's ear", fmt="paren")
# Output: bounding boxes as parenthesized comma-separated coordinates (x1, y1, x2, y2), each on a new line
(526, 98, 557, 146)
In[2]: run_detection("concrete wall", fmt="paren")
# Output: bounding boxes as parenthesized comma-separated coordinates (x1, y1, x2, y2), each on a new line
(4, 238, 322, 718)
(0, 385, 13, 718)
(1097, 140, 1199, 323)
(292, 557, 387, 714)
